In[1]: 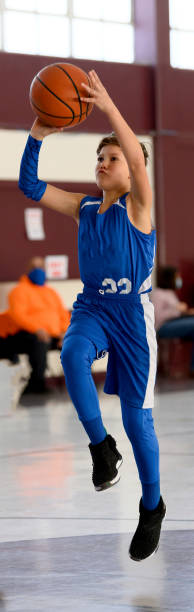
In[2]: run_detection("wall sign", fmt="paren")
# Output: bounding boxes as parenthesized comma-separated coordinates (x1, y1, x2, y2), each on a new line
(45, 255, 69, 280)
(24, 208, 45, 240)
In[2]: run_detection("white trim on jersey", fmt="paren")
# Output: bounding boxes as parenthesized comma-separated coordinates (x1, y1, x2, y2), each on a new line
(138, 274, 152, 294)
(97, 201, 125, 213)
(114, 202, 125, 210)
(140, 295, 157, 409)
(80, 201, 101, 211)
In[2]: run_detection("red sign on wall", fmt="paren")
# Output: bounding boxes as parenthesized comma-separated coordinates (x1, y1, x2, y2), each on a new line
(45, 255, 69, 280)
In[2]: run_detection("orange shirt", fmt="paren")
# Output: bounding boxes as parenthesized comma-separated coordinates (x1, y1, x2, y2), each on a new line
(0, 275, 71, 338)
(0, 311, 19, 338)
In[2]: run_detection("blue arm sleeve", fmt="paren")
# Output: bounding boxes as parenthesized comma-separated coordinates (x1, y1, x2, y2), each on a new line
(18, 134, 47, 201)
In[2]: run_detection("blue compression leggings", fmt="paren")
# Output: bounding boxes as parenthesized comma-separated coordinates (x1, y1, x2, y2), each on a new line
(61, 334, 160, 510)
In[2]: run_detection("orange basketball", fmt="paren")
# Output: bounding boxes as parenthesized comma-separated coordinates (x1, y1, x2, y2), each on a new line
(29, 62, 93, 128)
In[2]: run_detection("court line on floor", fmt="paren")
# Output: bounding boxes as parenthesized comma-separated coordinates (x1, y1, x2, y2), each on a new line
(0, 517, 193, 522)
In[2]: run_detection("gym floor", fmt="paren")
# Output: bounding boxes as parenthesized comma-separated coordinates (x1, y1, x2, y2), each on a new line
(0, 377, 193, 611)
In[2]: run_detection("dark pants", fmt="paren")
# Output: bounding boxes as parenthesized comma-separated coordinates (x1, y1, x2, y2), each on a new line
(0, 331, 60, 383)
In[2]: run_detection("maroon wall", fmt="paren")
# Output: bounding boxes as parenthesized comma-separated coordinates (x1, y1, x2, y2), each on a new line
(0, 52, 155, 281)
(0, 53, 155, 133)
(0, 181, 99, 281)
(153, 1, 194, 287)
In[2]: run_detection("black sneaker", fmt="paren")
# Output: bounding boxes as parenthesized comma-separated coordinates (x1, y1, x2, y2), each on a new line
(129, 496, 166, 562)
(89, 435, 122, 492)
(106, 434, 123, 463)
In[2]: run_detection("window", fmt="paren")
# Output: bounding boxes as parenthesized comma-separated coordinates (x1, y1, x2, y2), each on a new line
(0, 0, 134, 63)
(169, 0, 194, 69)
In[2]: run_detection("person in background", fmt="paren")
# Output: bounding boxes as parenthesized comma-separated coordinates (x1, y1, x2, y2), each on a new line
(151, 266, 194, 373)
(0, 256, 70, 393)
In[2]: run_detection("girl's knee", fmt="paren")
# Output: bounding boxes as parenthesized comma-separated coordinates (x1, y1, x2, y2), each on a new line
(61, 334, 96, 372)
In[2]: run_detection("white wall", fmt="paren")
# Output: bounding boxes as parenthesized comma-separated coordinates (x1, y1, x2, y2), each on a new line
(0, 129, 155, 204)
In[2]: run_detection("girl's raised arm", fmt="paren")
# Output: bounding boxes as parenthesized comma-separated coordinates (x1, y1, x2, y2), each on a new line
(81, 70, 152, 210)
(18, 118, 86, 222)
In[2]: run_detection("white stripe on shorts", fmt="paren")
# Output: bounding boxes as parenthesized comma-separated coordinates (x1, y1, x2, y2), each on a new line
(140, 294, 158, 409)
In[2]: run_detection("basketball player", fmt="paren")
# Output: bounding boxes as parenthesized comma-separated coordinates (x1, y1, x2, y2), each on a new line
(19, 70, 166, 562)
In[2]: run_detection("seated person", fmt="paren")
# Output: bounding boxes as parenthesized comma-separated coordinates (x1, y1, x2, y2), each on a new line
(0, 257, 70, 393)
(151, 266, 194, 373)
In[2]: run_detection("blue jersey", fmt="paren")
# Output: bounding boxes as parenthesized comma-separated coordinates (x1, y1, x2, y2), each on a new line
(65, 191, 158, 408)
(78, 193, 156, 296)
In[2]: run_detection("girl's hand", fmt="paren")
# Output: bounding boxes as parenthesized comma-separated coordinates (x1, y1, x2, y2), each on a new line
(30, 118, 64, 140)
(81, 70, 114, 114)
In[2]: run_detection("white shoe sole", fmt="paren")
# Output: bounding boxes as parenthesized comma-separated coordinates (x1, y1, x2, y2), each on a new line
(95, 458, 123, 492)
(129, 543, 159, 562)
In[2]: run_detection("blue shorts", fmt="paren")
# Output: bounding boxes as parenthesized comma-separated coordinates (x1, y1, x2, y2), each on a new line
(65, 288, 157, 409)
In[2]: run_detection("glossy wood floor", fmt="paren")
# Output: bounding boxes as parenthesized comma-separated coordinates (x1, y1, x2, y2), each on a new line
(0, 376, 193, 611)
